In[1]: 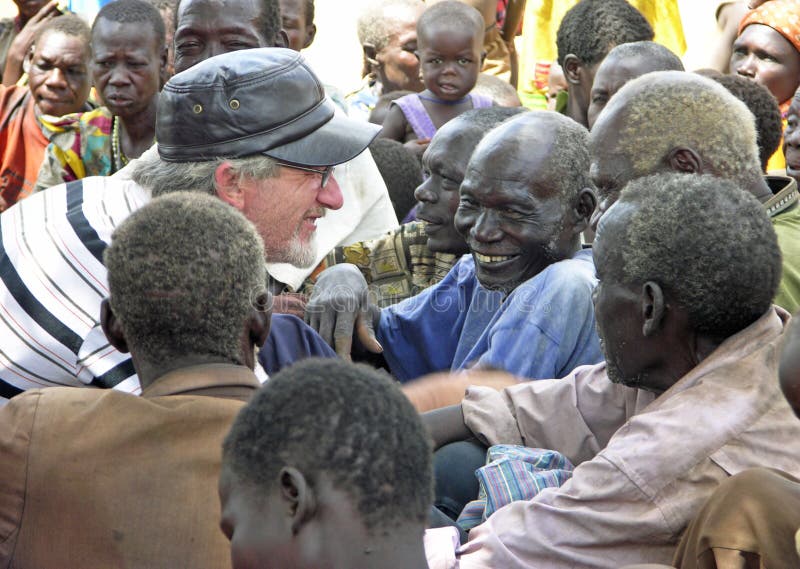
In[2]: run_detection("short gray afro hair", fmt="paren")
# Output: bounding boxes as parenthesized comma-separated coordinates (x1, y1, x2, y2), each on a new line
(357, 0, 423, 50)
(604, 41, 684, 72)
(612, 173, 780, 337)
(417, 1, 483, 43)
(104, 192, 267, 365)
(606, 71, 762, 184)
(223, 358, 433, 533)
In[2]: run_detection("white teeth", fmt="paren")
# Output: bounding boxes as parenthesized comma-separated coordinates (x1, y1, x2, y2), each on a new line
(475, 253, 515, 263)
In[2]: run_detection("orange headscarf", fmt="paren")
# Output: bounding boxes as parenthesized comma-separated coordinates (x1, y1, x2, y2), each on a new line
(739, 0, 800, 58)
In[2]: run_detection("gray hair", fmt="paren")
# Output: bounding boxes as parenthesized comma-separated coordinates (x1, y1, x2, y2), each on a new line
(129, 149, 279, 197)
(606, 71, 762, 185)
(610, 173, 780, 337)
(104, 192, 267, 366)
(357, 0, 423, 50)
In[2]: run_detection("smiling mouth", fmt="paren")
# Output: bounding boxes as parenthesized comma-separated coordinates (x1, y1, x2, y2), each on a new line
(474, 252, 518, 264)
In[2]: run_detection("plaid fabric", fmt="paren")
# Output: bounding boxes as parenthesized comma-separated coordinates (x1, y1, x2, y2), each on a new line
(457, 445, 574, 531)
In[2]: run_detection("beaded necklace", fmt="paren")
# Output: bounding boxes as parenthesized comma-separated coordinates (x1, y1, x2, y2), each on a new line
(111, 116, 128, 172)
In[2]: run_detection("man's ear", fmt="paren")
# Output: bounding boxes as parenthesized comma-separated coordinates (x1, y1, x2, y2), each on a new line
(641, 281, 665, 337)
(100, 298, 129, 353)
(279, 466, 317, 536)
(362, 42, 379, 67)
(303, 24, 317, 49)
(23, 46, 34, 75)
(274, 29, 290, 48)
(214, 162, 246, 210)
(562, 54, 582, 86)
(248, 292, 272, 349)
(572, 187, 597, 233)
(667, 147, 703, 174)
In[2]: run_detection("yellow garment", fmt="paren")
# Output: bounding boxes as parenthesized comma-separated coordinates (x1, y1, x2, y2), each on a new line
(518, 0, 687, 102)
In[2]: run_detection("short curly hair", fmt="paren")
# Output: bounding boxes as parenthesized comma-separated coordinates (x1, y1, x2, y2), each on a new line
(38, 12, 91, 48)
(606, 71, 762, 185)
(712, 74, 782, 172)
(357, 0, 424, 51)
(94, 0, 165, 47)
(417, 1, 483, 45)
(222, 358, 433, 533)
(368, 138, 422, 220)
(104, 192, 267, 366)
(610, 173, 780, 337)
(556, 0, 653, 67)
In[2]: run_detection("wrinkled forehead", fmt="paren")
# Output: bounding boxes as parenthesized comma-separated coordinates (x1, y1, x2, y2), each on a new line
(177, 0, 261, 28)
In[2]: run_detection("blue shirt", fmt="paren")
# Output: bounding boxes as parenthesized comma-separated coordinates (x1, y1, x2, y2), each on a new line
(377, 250, 603, 382)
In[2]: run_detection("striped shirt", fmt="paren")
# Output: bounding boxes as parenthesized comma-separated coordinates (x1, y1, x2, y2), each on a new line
(0, 145, 398, 404)
(0, 176, 148, 403)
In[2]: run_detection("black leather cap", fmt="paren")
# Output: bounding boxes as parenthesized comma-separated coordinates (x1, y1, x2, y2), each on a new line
(156, 48, 381, 166)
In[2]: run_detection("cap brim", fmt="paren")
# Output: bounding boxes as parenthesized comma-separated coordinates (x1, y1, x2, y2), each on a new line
(263, 112, 382, 167)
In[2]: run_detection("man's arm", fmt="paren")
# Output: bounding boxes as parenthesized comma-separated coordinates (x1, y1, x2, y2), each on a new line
(0, 391, 39, 562)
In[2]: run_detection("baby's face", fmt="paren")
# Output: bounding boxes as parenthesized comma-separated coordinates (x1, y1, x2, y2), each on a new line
(417, 24, 482, 101)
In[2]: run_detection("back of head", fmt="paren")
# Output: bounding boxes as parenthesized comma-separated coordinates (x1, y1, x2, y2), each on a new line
(104, 193, 267, 366)
(417, 0, 483, 41)
(222, 358, 433, 533)
(712, 74, 782, 172)
(474, 73, 523, 107)
(614, 173, 780, 337)
(368, 138, 423, 219)
(556, 0, 653, 66)
(94, 0, 166, 46)
(604, 41, 684, 72)
(38, 12, 91, 47)
(357, 0, 424, 50)
(450, 105, 528, 136)
(598, 71, 762, 184)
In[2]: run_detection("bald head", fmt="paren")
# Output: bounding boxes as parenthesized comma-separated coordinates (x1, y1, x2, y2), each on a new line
(588, 71, 766, 229)
(587, 41, 684, 129)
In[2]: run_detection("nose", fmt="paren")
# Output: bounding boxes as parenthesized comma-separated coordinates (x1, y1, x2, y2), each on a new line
(414, 178, 436, 203)
(787, 124, 800, 147)
(108, 65, 130, 86)
(471, 210, 503, 242)
(735, 54, 756, 79)
(45, 67, 68, 88)
(317, 173, 344, 210)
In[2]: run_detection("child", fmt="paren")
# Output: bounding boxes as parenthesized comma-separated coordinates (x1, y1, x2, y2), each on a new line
(380, 1, 493, 156)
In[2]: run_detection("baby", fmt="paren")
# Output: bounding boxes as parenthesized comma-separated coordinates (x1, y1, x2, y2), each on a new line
(380, 0, 493, 156)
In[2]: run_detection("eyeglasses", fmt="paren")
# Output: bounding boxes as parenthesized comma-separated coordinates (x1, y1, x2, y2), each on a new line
(276, 161, 336, 188)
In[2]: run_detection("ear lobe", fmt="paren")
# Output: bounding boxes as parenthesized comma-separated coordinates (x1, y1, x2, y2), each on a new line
(274, 29, 290, 48)
(303, 24, 317, 49)
(562, 54, 582, 85)
(667, 147, 703, 174)
(641, 281, 665, 337)
(279, 466, 316, 536)
(362, 43, 378, 66)
(100, 298, 130, 353)
(214, 162, 246, 211)
(23, 48, 33, 74)
(480, 50, 487, 65)
(573, 187, 598, 233)
(248, 292, 272, 349)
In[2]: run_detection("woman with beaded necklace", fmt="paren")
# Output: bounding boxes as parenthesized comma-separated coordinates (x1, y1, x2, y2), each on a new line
(33, 0, 165, 191)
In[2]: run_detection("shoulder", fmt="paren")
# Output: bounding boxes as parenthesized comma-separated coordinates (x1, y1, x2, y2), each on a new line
(513, 249, 596, 298)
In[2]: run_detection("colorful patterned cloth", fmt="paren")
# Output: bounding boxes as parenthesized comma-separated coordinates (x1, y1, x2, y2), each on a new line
(34, 107, 114, 192)
(457, 445, 574, 531)
(307, 221, 458, 308)
(345, 76, 382, 121)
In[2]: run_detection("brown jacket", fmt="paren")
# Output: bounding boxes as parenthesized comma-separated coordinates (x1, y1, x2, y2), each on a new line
(0, 363, 259, 568)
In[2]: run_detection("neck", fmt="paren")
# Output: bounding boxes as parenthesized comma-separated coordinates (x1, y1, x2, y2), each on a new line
(329, 527, 430, 569)
(118, 93, 159, 158)
(648, 330, 725, 396)
(565, 95, 588, 129)
(133, 353, 241, 390)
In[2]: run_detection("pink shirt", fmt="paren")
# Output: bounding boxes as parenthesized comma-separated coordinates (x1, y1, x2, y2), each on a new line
(430, 307, 800, 568)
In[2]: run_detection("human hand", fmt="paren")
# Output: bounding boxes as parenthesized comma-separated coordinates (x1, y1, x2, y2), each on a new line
(304, 264, 382, 359)
(404, 138, 430, 157)
(3, 1, 61, 85)
(270, 292, 307, 319)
